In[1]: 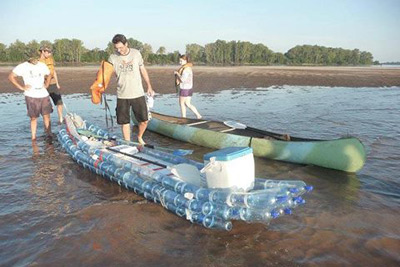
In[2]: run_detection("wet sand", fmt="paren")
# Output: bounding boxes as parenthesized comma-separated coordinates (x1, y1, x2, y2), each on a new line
(1, 65, 400, 94)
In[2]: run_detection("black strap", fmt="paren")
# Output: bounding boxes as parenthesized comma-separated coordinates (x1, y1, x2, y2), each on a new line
(106, 147, 167, 168)
(101, 61, 114, 129)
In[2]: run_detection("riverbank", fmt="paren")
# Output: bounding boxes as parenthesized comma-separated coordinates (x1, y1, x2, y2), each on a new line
(1, 65, 400, 94)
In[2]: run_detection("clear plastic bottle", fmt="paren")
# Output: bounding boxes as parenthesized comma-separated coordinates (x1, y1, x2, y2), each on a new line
(202, 202, 233, 220)
(229, 191, 289, 209)
(239, 207, 280, 223)
(191, 213, 232, 231)
(254, 178, 313, 195)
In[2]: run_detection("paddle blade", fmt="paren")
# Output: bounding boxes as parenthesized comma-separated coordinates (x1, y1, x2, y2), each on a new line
(172, 149, 194, 156)
(223, 120, 247, 129)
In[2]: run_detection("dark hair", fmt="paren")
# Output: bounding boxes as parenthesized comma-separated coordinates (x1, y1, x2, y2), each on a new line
(179, 54, 189, 62)
(39, 45, 52, 52)
(112, 34, 127, 44)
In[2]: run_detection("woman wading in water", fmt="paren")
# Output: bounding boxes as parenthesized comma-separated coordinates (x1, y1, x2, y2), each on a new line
(174, 55, 202, 119)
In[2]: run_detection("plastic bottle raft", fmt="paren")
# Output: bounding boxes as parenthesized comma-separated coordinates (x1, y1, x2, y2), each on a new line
(58, 114, 313, 231)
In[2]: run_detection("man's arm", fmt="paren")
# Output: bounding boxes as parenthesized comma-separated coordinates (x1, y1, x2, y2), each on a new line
(140, 65, 155, 96)
(53, 70, 60, 89)
(8, 72, 30, 91)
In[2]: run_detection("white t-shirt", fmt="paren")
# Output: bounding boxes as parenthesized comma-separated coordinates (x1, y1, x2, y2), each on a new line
(108, 49, 145, 99)
(180, 67, 193, 90)
(12, 62, 50, 98)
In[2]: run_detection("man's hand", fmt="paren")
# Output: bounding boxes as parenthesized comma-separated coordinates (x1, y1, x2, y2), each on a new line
(147, 86, 155, 97)
(8, 72, 30, 91)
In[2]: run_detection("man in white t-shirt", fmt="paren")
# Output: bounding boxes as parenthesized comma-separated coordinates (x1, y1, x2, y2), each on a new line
(8, 50, 53, 140)
(108, 34, 155, 144)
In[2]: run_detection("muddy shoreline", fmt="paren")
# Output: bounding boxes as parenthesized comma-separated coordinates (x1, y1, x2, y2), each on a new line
(1, 65, 400, 95)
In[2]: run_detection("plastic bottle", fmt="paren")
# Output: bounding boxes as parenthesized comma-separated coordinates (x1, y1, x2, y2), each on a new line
(202, 202, 233, 220)
(190, 213, 232, 231)
(229, 191, 289, 209)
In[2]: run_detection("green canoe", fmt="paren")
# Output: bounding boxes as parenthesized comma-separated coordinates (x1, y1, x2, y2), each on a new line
(134, 112, 366, 172)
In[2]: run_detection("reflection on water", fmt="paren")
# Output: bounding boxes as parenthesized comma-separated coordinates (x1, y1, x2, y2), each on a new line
(0, 86, 399, 266)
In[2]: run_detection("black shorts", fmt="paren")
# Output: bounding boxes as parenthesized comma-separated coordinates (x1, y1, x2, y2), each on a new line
(116, 96, 148, 124)
(48, 84, 63, 105)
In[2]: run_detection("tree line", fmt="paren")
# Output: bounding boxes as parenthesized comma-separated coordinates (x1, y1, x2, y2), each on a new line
(0, 38, 377, 65)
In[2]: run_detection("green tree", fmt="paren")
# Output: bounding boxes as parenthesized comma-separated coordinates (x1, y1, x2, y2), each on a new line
(71, 39, 84, 62)
(186, 43, 205, 63)
(214, 39, 227, 64)
(39, 40, 53, 51)
(250, 43, 273, 64)
(7, 40, 26, 62)
(128, 38, 143, 51)
(53, 39, 73, 62)
(156, 46, 166, 55)
(106, 42, 115, 57)
(81, 48, 108, 62)
(204, 43, 216, 64)
(141, 43, 153, 63)
(359, 51, 373, 65)
(26, 40, 40, 58)
(0, 43, 7, 61)
(273, 52, 286, 65)
(168, 50, 180, 64)
(237, 41, 252, 64)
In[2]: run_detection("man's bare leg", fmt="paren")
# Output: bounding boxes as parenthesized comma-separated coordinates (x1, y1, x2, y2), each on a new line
(122, 123, 130, 141)
(43, 114, 51, 135)
(57, 104, 63, 124)
(137, 121, 148, 145)
(30, 117, 38, 140)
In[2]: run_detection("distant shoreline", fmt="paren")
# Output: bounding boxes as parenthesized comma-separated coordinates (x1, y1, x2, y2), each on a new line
(1, 65, 400, 95)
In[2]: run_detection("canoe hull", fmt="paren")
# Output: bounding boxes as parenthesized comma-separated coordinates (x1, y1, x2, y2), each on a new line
(140, 114, 366, 172)
(250, 137, 365, 172)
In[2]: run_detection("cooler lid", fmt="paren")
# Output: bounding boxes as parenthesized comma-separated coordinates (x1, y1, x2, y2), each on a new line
(203, 147, 253, 161)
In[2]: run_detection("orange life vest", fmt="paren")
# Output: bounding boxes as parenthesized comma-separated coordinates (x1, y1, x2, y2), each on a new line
(90, 60, 114, 104)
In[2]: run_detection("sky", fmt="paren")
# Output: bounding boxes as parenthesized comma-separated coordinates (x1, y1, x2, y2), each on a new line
(1, 0, 399, 62)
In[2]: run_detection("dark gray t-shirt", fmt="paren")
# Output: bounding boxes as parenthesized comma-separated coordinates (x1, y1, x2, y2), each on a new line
(108, 48, 144, 99)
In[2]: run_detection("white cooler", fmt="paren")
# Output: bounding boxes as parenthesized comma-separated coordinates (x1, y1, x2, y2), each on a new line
(202, 147, 255, 191)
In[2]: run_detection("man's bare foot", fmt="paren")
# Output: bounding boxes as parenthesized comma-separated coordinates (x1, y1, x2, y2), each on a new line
(138, 137, 146, 145)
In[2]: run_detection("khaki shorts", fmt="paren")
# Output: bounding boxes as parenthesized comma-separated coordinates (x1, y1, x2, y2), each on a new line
(25, 96, 53, 118)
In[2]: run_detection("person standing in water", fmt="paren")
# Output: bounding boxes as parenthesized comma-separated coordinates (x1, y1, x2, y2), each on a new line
(8, 50, 53, 140)
(174, 55, 202, 119)
(39, 45, 64, 124)
(108, 34, 155, 144)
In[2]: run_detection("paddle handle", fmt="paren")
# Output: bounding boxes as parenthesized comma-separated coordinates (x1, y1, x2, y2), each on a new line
(106, 147, 167, 168)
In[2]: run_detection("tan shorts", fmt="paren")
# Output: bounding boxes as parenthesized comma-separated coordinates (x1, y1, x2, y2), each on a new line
(25, 96, 53, 118)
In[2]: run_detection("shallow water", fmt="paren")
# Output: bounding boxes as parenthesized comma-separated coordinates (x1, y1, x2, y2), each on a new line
(0, 86, 399, 266)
